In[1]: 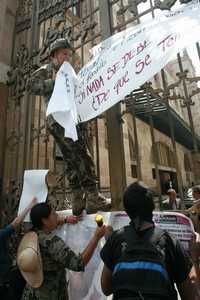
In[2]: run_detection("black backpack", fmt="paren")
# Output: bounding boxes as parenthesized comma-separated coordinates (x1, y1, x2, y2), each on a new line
(112, 226, 177, 300)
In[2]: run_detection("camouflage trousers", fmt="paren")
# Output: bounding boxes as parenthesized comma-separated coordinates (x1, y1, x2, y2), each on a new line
(21, 271, 68, 300)
(48, 122, 110, 215)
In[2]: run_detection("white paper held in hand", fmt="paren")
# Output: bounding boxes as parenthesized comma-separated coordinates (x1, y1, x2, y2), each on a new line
(18, 169, 49, 222)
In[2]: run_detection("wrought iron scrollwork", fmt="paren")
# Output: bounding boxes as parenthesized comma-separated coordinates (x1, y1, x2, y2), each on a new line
(154, 0, 177, 10)
(118, 0, 193, 17)
(128, 0, 148, 16)
(7, 45, 38, 103)
(6, 131, 23, 152)
(154, 0, 193, 10)
(39, 19, 97, 61)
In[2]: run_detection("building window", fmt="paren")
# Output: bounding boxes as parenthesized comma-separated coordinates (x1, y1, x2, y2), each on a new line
(152, 168, 156, 179)
(184, 153, 192, 172)
(128, 130, 136, 161)
(128, 130, 138, 178)
(131, 164, 137, 178)
(153, 142, 175, 168)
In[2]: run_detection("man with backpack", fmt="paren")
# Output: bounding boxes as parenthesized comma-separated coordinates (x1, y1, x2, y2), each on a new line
(100, 181, 200, 300)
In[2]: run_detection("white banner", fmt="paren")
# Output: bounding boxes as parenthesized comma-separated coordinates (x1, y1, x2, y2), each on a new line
(76, 1, 200, 122)
(56, 210, 194, 300)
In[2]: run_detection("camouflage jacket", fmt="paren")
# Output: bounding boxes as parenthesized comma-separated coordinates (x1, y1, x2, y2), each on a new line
(28, 62, 59, 105)
(22, 229, 84, 300)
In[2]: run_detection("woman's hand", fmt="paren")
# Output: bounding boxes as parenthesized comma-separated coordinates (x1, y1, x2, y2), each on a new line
(65, 215, 82, 224)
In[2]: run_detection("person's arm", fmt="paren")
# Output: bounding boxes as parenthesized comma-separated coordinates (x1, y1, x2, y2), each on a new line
(0, 225, 14, 239)
(189, 233, 200, 282)
(11, 197, 37, 229)
(168, 233, 200, 300)
(27, 77, 55, 96)
(57, 214, 81, 225)
(27, 66, 55, 97)
(101, 264, 113, 296)
(80, 225, 106, 265)
(177, 266, 200, 300)
(100, 230, 118, 296)
(47, 225, 107, 272)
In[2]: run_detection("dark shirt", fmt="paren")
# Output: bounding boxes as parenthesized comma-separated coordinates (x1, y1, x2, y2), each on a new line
(0, 224, 14, 279)
(101, 224, 192, 298)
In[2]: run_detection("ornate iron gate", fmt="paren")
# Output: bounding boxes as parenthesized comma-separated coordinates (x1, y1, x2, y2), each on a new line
(3, 0, 200, 213)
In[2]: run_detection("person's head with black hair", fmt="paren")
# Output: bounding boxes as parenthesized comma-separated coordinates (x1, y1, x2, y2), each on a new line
(30, 202, 58, 231)
(123, 181, 155, 230)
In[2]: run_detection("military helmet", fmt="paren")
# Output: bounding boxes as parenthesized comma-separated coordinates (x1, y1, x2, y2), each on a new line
(49, 38, 71, 56)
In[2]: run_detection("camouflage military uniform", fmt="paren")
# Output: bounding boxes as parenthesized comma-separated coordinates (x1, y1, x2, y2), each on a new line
(28, 59, 110, 215)
(21, 230, 84, 300)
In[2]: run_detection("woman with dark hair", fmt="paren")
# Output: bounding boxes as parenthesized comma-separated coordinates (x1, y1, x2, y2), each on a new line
(20, 202, 106, 300)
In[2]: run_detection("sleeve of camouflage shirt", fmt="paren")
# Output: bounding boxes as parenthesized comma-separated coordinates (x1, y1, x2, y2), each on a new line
(48, 235, 85, 272)
(28, 77, 55, 97)
(27, 65, 55, 97)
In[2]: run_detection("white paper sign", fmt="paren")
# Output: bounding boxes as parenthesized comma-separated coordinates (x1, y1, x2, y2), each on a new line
(18, 169, 49, 222)
(47, 62, 78, 141)
(76, 1, 200, 122)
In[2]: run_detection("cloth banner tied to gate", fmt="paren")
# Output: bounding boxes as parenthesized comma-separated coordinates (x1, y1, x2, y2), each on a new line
(75, 1, 200, 122)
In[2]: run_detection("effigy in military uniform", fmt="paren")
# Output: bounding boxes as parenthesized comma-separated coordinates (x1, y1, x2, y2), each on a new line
(27, 38, 111, 215)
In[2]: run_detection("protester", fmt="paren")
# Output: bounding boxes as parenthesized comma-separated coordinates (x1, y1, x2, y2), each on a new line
(187, 185, 200, 233)
(190, 232, 200, 281)
(100, 181, 200, 300)
(19, 202, 107, 300)
(192, 185, 200, 203)
(162, 188, 181, 210)
(27, 38, 111, 215)
(0, 197, 37, 300)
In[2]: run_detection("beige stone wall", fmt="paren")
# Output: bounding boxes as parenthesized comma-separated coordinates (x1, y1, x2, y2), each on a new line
(97, 108, 194, 192)
(98, 114, 194, 191)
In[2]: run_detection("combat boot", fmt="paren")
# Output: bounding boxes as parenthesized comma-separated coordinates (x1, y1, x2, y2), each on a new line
(71, 189, 86, 216)
(85, 188, 112, 214)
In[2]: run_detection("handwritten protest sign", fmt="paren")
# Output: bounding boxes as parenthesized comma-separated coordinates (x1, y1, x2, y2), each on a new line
(76, 1, 200, 122)
(56, 210, 194, 300)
